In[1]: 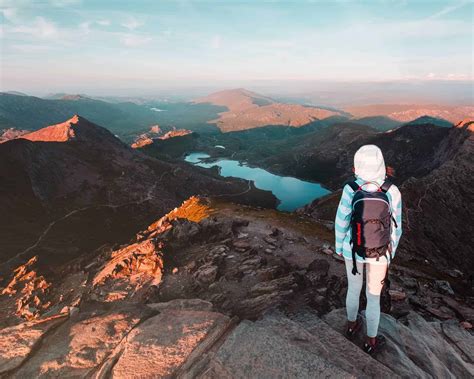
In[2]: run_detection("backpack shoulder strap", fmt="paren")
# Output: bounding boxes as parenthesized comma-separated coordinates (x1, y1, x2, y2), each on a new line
(380, 179, 392, 193)
(344, 180, 359, 192)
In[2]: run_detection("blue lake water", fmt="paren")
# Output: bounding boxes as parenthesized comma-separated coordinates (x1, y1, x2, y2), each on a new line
(185, 152, 331, 212)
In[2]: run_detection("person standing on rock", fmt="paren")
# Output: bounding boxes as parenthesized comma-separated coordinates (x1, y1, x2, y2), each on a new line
(335, 144, 402, 355)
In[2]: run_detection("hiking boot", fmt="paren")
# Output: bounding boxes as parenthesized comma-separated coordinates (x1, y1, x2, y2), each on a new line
(345, 318, 362, 339)
(363, 335, 386, 355)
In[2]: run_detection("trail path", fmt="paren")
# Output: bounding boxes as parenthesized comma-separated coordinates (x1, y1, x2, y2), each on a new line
(4, 183, 158, 267)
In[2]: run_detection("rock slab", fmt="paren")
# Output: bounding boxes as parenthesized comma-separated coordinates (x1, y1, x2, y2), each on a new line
(110, 309, 230, 378)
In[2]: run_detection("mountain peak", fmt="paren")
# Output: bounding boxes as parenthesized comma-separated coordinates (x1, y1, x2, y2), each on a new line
(21, 116, 79, 142)
(20, 115, 115, 143)
(194, 88, 275, 113)
(193, 88, 343, 132)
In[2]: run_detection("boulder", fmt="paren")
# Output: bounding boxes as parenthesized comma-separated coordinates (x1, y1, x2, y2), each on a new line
(194, 264, 218, 286)
(434, 280, 454, 295)
(389, 290, 407, 301)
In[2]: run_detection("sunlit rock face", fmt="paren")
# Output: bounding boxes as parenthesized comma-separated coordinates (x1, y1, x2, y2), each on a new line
(130, 127, 192, 148)
(20, 115, 79, 142)
(0, 195, 473, 378)
(1, 256, 51, 321)
(158, 129, 192, 140)
(131, 135, 153, 148)
(0, 197, 213, 324)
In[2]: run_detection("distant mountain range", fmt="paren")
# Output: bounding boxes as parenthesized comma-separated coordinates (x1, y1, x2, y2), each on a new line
(345, 103, 473, 125)
(194, 88, 348, 132)
(0, 92, 225, 140)
(1, 89, 472, 140)
(194, 88, 474, 132)
(0, 92, 165, 136)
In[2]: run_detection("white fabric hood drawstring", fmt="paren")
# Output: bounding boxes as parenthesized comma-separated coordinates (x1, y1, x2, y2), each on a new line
(354, 145, 386, 183)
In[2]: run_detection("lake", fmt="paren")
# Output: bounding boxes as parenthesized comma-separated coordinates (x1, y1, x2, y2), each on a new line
(185, 152, 331, 211)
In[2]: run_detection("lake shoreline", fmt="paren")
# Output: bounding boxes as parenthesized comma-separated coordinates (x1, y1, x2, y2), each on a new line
(185, 152, 331, 212)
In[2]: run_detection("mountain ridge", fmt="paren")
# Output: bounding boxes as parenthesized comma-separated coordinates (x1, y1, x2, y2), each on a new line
(194, 88, 346, 132)
(0, 115, 276, 272)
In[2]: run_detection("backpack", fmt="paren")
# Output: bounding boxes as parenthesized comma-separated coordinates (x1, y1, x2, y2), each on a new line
(346, 180, 397, 275)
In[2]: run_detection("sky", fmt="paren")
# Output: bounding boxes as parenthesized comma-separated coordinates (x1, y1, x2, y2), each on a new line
(0, 0, 473, 95)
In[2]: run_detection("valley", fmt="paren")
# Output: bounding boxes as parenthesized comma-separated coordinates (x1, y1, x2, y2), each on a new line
(184, 152, 331, 211)
(0, 89, 473, 378)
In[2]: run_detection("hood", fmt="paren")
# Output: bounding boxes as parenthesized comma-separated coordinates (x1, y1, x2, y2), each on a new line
(354, 145, 386, 182)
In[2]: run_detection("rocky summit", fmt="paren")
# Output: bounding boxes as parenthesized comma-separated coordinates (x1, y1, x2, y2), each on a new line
(0, 196, 472, 378)
(0, 114, 473, 378)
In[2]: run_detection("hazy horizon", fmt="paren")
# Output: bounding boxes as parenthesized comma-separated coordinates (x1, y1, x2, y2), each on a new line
(1, 79, 472, 107)
(1, 0, 473, 101)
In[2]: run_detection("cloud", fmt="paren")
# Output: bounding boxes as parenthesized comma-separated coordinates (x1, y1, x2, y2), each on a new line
(121, 17, 143, 31)
(97, 19, 110, 26)
(427, 1, 471, 19)
(11, 17, 57, 38)
(121, 34, 152, 47)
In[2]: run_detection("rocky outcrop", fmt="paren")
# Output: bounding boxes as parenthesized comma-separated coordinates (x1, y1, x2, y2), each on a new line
(159, 129, 192, 140)
(10, 304, 152, 378)
(91, 239, 163, 303)
(0, 315, 67, 375)
(131, 128, 193, 150)
(0, 128, 28, 143)
(194, 310, 397, 378)
(107, 306, 230, 378)
(1, 256, 52, 321)
(324, 308, 474, 378)
(20, 116, 79, 142)
(1, 300, 233, 378)
(130, 135, 153, 148)
(131, 125, 162, 148)
(0, 196, 473, 378)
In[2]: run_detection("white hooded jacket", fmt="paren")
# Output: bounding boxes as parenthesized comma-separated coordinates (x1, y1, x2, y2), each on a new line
(334, 145, 403, 263)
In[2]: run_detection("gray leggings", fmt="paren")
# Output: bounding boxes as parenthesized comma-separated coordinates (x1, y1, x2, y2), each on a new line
(344, 258, 388, 337)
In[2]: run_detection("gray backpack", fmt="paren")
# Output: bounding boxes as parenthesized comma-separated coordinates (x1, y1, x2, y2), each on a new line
(346, 180, 397, 275)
